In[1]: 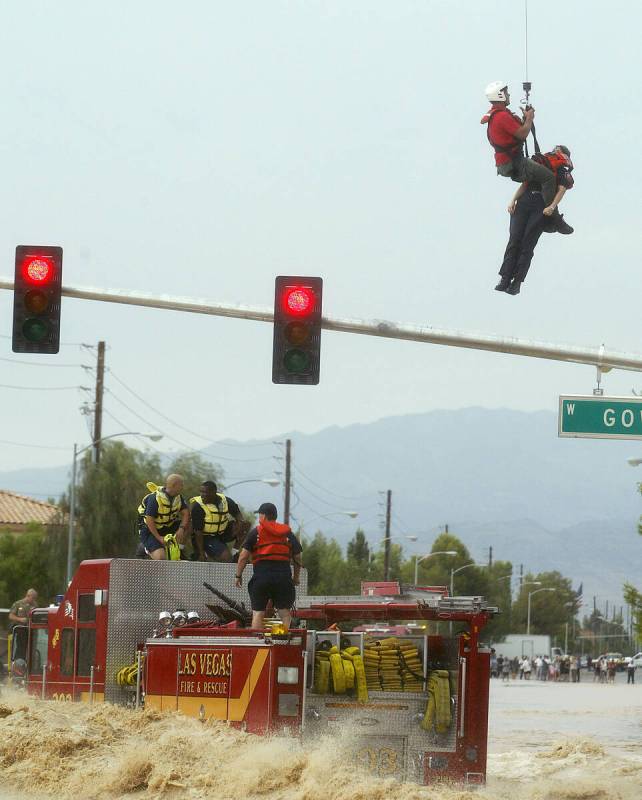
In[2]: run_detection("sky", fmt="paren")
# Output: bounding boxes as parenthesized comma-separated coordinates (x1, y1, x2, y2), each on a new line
(1, 0, 642, 505)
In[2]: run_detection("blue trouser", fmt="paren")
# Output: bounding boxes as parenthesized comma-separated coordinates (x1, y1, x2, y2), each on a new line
(499, 190, 546, 283)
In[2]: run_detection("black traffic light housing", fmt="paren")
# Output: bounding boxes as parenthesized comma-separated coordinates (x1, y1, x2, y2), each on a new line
(12, 245, 63, 354)
(272, 276, 323, 385)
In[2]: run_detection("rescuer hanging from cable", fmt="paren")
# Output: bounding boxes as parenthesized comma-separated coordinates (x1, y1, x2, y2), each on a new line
(481, 82, 573, 237)
(138, 474, 189, 560)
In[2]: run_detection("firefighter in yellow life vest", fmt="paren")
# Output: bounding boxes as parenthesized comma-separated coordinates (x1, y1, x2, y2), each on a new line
(190, 480, 243, 562)
(138, 473, 189, 560)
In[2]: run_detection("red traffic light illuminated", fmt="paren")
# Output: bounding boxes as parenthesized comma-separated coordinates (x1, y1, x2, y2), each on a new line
(21, 255, 55, 285)
(282, 286, 314, 316)
(273, 276, 323, 385)
(12, 245, 63, 354)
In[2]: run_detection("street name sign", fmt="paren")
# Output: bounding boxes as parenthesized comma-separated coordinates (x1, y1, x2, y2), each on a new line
(558, 395, 642, 440)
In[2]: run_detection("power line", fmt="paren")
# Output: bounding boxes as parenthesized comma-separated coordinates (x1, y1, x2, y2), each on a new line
(291, 461, 377, 504)
(105, 386, 272, 463)
(0, 438, 68, 451)
(0, 383, 85, 391)
(0, 356, 84, 368)
(0, 333, 91, 347)
(108, 370, 273, 449)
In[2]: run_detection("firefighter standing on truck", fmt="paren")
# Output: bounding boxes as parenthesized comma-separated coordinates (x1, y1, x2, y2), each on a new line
(138, 474, 189, 560)
(235, 502, 302, 630)
(190, 480, 243, 562)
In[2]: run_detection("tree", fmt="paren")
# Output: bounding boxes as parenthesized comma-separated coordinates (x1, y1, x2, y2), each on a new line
(512, 571, 578, 645)
(74, 442, 161, 565)
(166, 452, 224, 505)
(302, 532, 350, 595)
(345, 529, 372, 592)
(0, 525, 66, 609)
(623, 583, 642, 643)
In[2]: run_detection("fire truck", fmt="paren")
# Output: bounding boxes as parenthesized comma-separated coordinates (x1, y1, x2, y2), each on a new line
(9, 559, 495, 785)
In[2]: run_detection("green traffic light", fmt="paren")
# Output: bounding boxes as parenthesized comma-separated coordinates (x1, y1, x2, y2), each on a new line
(283, 348, 310, 374)
(22, 318, 49, 343)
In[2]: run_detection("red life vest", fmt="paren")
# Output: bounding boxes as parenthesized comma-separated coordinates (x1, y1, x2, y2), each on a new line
(532, 149, 573, 173)
(485, 107, 524, 159)
(252, 520, 292, 562)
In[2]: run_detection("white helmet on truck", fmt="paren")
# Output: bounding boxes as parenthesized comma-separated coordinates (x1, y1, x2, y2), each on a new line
(485, 81, 508, 102)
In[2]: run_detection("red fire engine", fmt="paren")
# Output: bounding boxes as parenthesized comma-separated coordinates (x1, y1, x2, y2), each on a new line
(10, 558, 495, 785)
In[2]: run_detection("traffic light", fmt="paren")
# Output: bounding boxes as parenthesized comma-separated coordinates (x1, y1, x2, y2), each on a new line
(272, 276, 323, 385)
(12, 245, 63, 354)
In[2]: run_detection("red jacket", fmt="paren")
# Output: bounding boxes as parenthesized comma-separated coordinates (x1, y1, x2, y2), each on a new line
(481, 106, 524, 166)
(252, 520, 292, 563)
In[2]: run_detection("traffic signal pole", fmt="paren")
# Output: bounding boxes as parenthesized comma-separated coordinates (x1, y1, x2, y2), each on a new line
(2, 278, 642, 372)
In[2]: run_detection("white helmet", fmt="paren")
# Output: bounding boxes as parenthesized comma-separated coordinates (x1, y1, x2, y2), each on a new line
(485, 81, 508, 102)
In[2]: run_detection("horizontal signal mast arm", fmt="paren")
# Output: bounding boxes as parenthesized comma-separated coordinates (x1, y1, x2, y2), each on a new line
(1, 278, 641, 372)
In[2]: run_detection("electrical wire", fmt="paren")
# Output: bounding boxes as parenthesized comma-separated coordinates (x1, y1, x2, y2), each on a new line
(0, 333, 90, 347)
(108, 370, 273, 449)
(0, 438, 68, 451)
(105, 386, 273, 463)
(0, 356, 85, 368)
(0, 383, 85, 391)
(291, 471, 369, 513)
(291, 461, 378, 504)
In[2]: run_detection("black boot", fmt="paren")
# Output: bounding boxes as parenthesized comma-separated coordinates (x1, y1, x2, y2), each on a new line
(495, 276, 512, 292)
(506, 279, 522, 295)
(542, 209, 574, 235)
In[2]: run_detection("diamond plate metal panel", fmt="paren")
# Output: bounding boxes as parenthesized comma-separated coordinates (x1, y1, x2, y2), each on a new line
(105, 559, 307, 704)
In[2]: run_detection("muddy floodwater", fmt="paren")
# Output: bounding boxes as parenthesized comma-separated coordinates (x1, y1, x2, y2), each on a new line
(1, 673, 640, 799)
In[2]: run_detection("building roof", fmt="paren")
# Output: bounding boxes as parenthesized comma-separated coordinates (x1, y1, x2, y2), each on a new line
(0, 490, 61, 527)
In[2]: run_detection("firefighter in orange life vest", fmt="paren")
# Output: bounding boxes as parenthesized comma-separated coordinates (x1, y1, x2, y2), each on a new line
(190, 480, 243, 562)
(496, 145, 575, 295)
(482, 81, 571, 235)
(234, 502, 303, 630)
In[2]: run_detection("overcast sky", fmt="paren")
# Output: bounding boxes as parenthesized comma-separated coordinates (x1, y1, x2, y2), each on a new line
(1, 1, 641, 501)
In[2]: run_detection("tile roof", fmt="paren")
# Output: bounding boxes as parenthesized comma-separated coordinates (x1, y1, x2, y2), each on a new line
(0, 490, 62, 527)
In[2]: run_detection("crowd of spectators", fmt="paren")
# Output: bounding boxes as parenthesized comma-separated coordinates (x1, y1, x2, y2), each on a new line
(490, 653, 636, 684)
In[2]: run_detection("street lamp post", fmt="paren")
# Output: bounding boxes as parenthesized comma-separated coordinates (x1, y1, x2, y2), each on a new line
(414, 550, 458, 586)
(526, 587, 556, 635)
(223, 478, 280, 490)
(450, 562, 486, 598)
(66, 432, 163, 585)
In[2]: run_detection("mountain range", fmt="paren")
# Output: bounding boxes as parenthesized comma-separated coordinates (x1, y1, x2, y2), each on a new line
(1, 407, 640, 607)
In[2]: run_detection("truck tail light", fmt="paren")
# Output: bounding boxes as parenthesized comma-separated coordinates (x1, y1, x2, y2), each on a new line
(277, 666, 299, 684)
(278, 693, 300, 717)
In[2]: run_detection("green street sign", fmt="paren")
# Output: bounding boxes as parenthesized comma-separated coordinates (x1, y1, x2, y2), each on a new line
(559, 395, 642, 439)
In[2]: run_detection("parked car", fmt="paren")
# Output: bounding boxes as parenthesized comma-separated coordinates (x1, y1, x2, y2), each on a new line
(597, 652, 626, 671)
(630, 652, 642, 669)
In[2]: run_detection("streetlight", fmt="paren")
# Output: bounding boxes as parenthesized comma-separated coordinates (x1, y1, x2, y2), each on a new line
(526, 588, 556, 635)
(414, 550, 457, 586)
(627, 457, 642, 466)
(223, 478, 280, 490)
(380, 534, 418, 546)
(450, 562, 486, 598)
(67, 432, 163, 584)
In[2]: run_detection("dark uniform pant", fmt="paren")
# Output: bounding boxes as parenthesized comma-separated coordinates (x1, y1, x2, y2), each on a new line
(499, 190, 546, 283)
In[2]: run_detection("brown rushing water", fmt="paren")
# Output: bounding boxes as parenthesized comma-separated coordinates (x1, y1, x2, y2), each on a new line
(0, 676, 640, 799)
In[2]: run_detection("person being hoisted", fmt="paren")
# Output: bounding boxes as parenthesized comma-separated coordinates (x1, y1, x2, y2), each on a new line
(482, 81, 573, 235)
(495, 144, 575, 295)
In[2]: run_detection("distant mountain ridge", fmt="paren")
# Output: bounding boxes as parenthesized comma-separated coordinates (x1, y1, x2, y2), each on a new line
(1, 407, 639, 604)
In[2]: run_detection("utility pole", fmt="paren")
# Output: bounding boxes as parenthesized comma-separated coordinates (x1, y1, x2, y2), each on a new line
(284, 438, 291, 525)
(488, 545, 493, 568)
(519, 564, 523, 591)
(92, 340, 105, 464)
(383, 490, 392, 581)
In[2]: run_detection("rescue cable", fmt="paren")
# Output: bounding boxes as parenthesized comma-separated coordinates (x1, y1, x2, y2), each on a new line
(521, 0, 541, 157)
